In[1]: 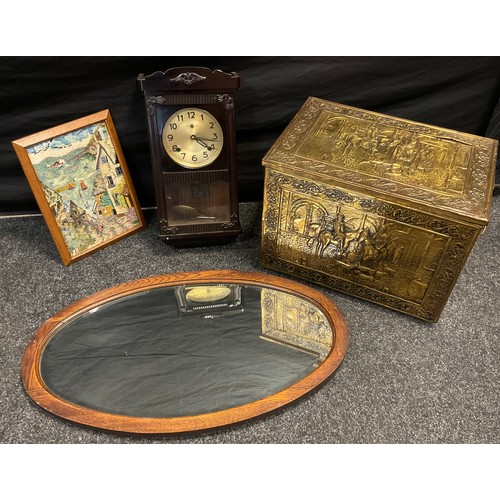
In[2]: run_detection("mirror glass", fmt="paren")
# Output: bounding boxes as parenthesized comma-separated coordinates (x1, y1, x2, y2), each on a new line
(40, 283, 333, 419)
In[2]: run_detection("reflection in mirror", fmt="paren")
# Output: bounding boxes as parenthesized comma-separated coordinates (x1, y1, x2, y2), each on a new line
(260, 288, 332, 362)
(174, 284, 243, 315)
(39, 284, 334, 420)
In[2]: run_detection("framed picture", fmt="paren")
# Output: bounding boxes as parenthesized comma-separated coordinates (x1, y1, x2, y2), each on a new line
(12, 110, 146, 266)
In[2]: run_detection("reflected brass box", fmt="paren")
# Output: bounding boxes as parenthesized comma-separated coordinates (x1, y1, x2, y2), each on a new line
(261, 97, 498, 321)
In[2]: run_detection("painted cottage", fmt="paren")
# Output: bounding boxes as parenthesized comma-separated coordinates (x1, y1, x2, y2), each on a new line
(91, 130, 133, 217)
(40, 181, 64, 218)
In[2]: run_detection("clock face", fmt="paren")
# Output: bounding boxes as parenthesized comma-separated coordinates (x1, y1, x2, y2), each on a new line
(162, 107, 224, 169)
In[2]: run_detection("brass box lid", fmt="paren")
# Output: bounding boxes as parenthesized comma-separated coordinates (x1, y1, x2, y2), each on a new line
(263, 97, 498, 225)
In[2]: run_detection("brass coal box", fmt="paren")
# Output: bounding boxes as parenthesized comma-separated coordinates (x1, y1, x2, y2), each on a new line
(261, 97, 498, 321)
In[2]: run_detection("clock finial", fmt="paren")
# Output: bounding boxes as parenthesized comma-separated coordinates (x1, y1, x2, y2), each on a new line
(169, 72, 207, 86)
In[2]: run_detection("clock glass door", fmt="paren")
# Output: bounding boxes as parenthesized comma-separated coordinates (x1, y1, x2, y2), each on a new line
(164, 173, 231, 226)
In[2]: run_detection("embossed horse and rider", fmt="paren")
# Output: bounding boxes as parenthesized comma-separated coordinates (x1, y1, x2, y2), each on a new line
(306, 207, 396, 278)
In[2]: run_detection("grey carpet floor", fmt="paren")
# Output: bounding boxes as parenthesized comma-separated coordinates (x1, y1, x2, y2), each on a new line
(0, 200, 499, 444)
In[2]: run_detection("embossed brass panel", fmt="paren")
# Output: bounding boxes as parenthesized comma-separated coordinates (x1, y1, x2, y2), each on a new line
(260, 288, 332, 361)
(261, 97, 498, 321)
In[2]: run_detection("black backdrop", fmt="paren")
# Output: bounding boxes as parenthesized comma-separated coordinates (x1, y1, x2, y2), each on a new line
(2, 56, 499, 214)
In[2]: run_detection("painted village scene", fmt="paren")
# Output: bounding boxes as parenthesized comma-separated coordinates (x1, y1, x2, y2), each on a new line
(27, 122, 141, 257)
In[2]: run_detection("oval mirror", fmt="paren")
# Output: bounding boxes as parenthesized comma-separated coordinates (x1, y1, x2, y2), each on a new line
(22, 271, 348, 434)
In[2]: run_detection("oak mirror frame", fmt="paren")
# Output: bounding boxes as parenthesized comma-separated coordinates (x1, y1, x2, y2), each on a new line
(12, 110, 146, 266)
(21, 270, 349, 435)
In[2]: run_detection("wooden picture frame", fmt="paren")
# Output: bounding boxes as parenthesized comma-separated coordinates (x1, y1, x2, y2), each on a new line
(12, 110, 146, 265)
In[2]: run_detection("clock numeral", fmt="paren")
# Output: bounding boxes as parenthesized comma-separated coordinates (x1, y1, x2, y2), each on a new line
(181, 153, 186, 160)
(212, 133, 218, 140)
(167, 134, 173, 141)
(169, 123, 177, 130)
(209, 121, 214, 129)
(176, 114, 184, 122)
(192, 155, 198, 162)
(210, 144, 216, 151)
(200, 114, 204, 121)
(187, 111, 195, 119)
(203, 151, 208, 159)
(172, 145, 181, 152)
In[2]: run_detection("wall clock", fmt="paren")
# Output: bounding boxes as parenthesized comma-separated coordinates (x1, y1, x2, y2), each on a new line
(138, 67, 241, 247)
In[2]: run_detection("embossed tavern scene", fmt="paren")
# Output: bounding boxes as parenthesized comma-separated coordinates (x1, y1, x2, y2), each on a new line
(261, 97, 498, 321)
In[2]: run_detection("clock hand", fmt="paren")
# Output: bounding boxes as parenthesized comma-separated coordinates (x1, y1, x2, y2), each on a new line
(196, 137, 220, 142)
(191, 135, 210, 149)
